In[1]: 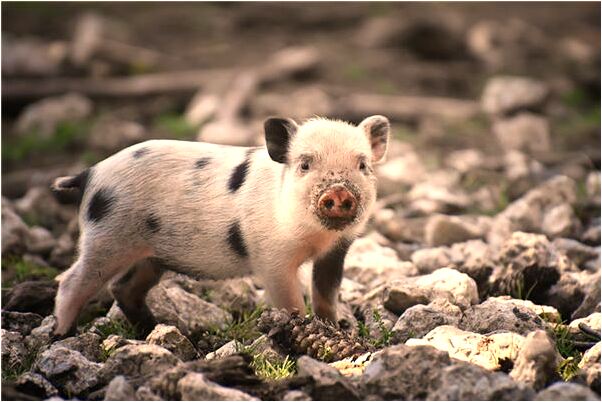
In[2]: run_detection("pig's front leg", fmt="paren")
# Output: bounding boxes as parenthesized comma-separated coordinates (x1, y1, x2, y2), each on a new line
(311, 239, 352, 323)
(260, 260, 306, 315)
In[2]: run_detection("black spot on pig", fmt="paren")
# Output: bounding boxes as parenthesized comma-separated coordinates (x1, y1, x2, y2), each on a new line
(133, 147, 150, 159)
(195, 157, 211, 169)
(227, 221, 248, 257)
(228, 151, 254, 192)
(87, 188, 116, 223)
(146, 214, 161, 233)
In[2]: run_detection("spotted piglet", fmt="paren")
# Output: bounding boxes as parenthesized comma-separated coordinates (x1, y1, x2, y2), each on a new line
(51, 116, 390, 336)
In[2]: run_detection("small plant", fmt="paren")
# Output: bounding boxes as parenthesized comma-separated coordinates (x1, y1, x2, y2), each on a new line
(550, 320, 583, 381)
(511, 277, 537, 301)
(200, 306, 265, 349)
(93, 318, 138, 340)
(250, 353, 296, 381)
(2, 257, 60, 287)
(153, 113, 196, 140)
(371, 309, 393, 348)
(1, 345, 40, 381)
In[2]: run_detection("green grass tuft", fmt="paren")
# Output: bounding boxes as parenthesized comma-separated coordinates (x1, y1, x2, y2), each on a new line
(153, 113, 196, 140)
(2, 257, 60, 287)
(92, 318, 138, 340)
(551, 321, 584, 381)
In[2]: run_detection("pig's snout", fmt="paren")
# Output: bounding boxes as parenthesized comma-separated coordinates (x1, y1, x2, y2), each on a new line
(318, 185, 358, 220)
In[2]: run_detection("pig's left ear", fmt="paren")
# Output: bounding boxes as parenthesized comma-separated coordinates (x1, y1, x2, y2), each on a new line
(359, 115, 390, 164)
(264, 117, 298, 164)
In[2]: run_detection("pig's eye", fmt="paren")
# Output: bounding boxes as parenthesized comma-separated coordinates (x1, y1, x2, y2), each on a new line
(300, 161, 310, 172)
(359, 160, 367, 172)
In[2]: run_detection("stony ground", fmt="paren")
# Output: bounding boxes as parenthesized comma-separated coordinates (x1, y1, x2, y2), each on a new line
(1, 3, 601, 401)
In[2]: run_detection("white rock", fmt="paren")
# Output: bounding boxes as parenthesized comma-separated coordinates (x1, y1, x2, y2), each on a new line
(493, 113, 551, 154)
(178, 372, 258, 400)
(481, 76, 549, 116)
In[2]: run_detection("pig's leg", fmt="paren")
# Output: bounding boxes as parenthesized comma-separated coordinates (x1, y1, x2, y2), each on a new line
(311, 239, 352, 323)
(109, 259, 163, 335)
(261, 263, 306, 315)
(54, 234, 151, 336)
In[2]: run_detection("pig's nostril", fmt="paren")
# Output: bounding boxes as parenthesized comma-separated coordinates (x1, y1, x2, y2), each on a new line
(324, 199, 335, 210)
(341, 199, 353, 211)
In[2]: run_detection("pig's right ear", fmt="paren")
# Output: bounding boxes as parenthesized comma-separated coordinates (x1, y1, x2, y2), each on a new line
(264, 117, 298, 164)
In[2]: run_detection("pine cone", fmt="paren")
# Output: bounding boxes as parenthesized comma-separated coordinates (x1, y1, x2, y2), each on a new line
(257, 308, 373, 362)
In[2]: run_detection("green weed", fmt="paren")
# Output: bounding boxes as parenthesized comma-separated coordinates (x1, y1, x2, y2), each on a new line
(551, 321, 583, 381)
(2, 257, 60, 287)
(92, 318, 138, 340)
(153, 113, 196, 140)
(249, 353, 296, 381)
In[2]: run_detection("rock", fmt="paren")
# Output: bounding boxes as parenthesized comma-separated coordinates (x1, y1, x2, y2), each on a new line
(376, 153, 428, 190)
(48, 233, 76, 268)
(361, 344, 453, 399)
(542, 204, 581, 239)
(581, 220, 600, 246)
(104, 375, 135, 401)
(35, 346, 102, 396)
(503, 150, 545, 184)
(254, 87, 333, 121)
(424, 214, 483, 246)
(101, 334, 144, 356)
(171, 275, 260, 314)
(15, 186, 75, 230)
(177, 372, 258, 400)
(553, 238, 600, 269)
(282, 390, 313, 401)
(586, 171, 601, 204)
(2, 35, 68, 77)
(488, 232, 565, 303)
(509, 330, 561, 390)
(572, 274, 601, 320)
(392, 299, 462, 343)
(146, 324, 197, 361)
(101, 344, 181, 386)
(447, 240, 495, 293)
(481, 76, 549, 116)
(14, 372, 59, 399)
(53, 333, 103, 362)
(489, 296, 561, 322)
(329, 352, 373, 378)
(411, 247, 453, 274)
(1, 311, 43, 336)
(427, 362, 535, 400)
(24, 226, 56, 255)
(135, 386, 163, 401)
(489, 175, 577, 246)
(2, 199, 30, 254)
(534, 382, 599, 401)
(147, 282, 232, 338)
(198, 119, 257, 147)
(382, 268, 478, 314)
(577, 342, 601, 393)
(4, 280, 57, 316)
(25, 315, 56, 350)
(493, 113, 551, 154)
(357, 304, 398, 342)
(374, 211, 427, 244)
(445, 149, 485, 174)
(407, 325, 525, 371)
(344, 237, 417, 288)
(205, 340, 240, 360)
(296, 356, 359, 400)
(570, 313, 601, 335)
(1, 330, 27, 371)
(407, 180, 471, 215)
(460, 297, 546, 336)
(185, 91, 220, 126)
(87, 117, 145, 152)
(15, 93, 92, 138)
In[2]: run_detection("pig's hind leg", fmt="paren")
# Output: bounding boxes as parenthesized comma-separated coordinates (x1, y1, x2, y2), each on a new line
(54, 232, 152, 337)
(109, 259, 164, 335)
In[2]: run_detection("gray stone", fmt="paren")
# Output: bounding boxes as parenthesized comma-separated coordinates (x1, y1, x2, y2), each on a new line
(382, 268, 478, 314)
(24, 226, 56, 255)
(25, 315, 56, 351)
(535, 382, 599, 401)
(1, 311, 43, 336)
(35, 346, 102, 396)
(493, 113, 551, 154)
(205, 340, 240, 360)
(460, 297, 546, 336)
(481, 76, 549, 116)
(424, 214, 483, 247)
(87, 117, 145, 152)
(282, 390, 312, 401)
(15, 372, 59, 399)
(586, 171, 601, 205)
(146, 324, 197, 361)
(577, 342, 601, 393)
(392, 299, 462, 343)
(542, 204, 581, 239)
(135, 386, 163, 401)
(428, 363, 535, 400)
(510, 330, 561, 390)
(53, 332, 103, 362)
(553, 238, 600, 269)
(296, 356, 359, 400)
(147, 281, 232, 338)
(104, 375, 135, 401)
(1, 330, 27, 372)
(177, 372, 258, 400)
(15, 93, 92, 138)
(100, 344, 181, 386)
(361, 344, 453, 400)
(2, 199, 29, 254)
(572, 273, 601, 320)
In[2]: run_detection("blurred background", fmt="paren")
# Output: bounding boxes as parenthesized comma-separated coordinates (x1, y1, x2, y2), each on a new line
(1, 2, 600, 262)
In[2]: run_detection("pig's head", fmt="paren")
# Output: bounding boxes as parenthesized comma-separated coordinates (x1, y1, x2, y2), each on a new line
(265, 115, 389, 233)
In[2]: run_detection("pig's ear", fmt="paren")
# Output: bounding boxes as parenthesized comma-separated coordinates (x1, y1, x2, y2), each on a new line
(264, 117, 298, 164)
(359, 115, 390, 164)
